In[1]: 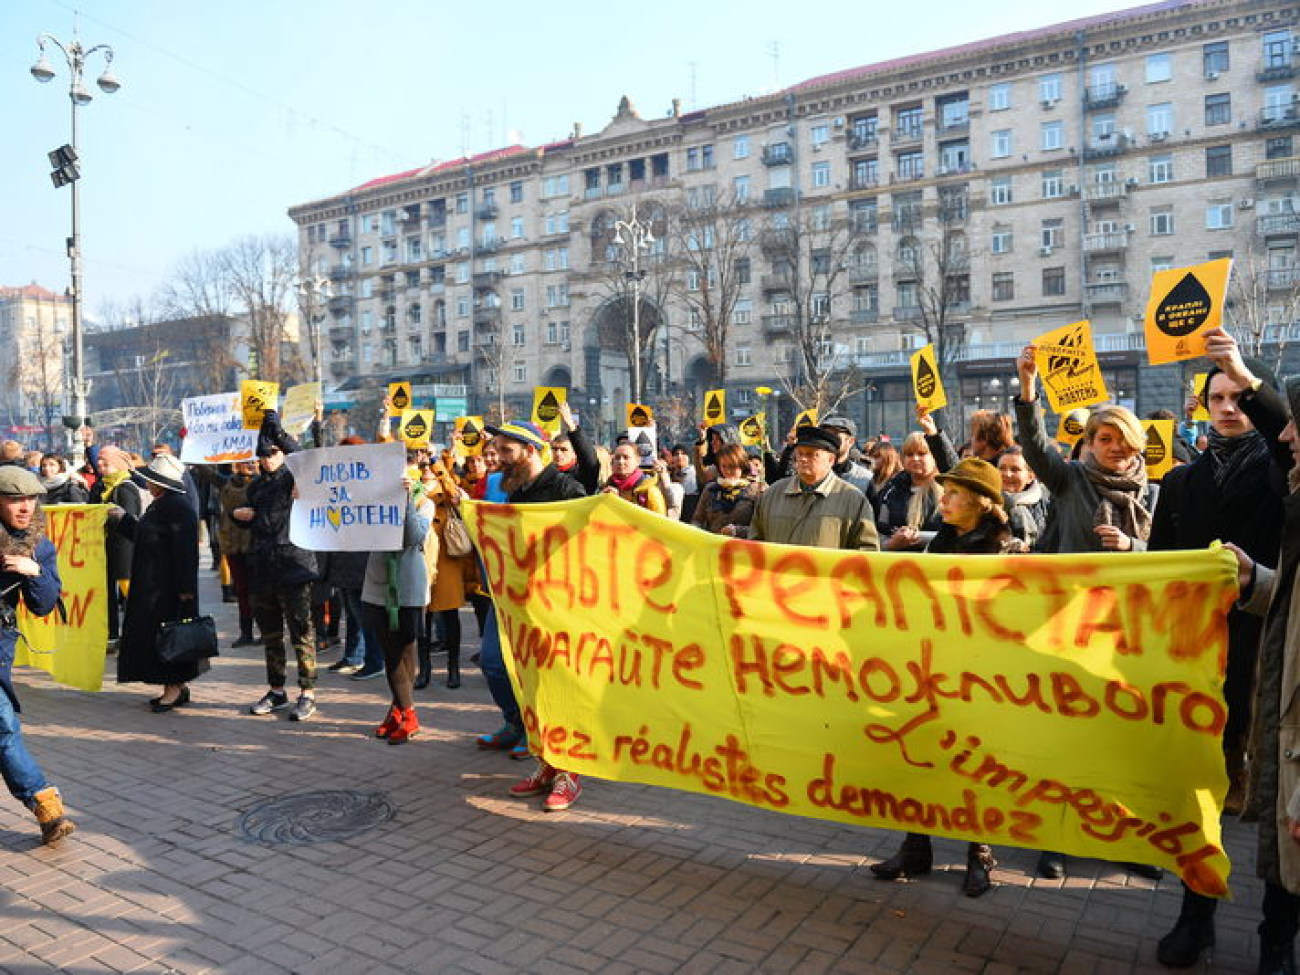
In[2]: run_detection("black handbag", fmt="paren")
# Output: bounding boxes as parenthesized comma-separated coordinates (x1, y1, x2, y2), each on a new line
(157, 616, 219, 664)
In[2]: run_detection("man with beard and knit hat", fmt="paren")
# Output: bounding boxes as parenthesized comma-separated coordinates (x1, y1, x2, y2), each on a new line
(0, 467, 75, 844)
(1151, 327, 1292, 969)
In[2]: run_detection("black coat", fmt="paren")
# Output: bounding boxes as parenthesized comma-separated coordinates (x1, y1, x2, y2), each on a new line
(927, 514, 1015, 555)
(91, 476, 144, 581)
(509, 464, 587, 504)
(243, 465, 318, 589)
(116, 490, 206, 685)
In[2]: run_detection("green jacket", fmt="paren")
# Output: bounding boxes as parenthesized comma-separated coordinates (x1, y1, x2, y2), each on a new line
(749, 472, 880, 551)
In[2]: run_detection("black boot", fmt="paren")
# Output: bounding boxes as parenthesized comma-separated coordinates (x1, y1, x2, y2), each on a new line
(870, 833, 932, 880)
(221, 584, 237, 604)
(231, 617, 257, 648)
(1157, 884, 1216, 968)
(413, 640, 432, 690)
(962, 843, 996, 897)
(446, 645, 461, 689)
(1037, 851, 1066, 879)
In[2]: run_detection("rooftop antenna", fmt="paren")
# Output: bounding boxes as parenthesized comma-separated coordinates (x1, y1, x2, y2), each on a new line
(769, 40, 781, 90)
(688, 61, 698, 109)
(459, 113, 470, 157)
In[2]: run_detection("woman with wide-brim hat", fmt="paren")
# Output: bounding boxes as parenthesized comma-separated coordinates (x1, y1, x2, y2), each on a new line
(111, 454, 204, 712)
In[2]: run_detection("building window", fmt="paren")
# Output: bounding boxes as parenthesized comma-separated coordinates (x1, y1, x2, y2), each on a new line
(508, 181, 523, 204)
(510, 288, 525, 311)
(735, 258, 751, 285)
(541, 175, 569, 198)
(1204, 93, 1231, 126)
(545, 284, 569, 307)
(1147, 103, 1173, 136)
(513, 362, 526, 384)
(992, 272, 1015, 301)
(1264, 30, 1293, 69)
(991, 226, 1013, 254)
(545, 321, 558, 344)
(361, 246, 373, 267)
(732, 299, 752, 325)
(1146, 53, 1172, 83)
(1203, 41, 1229, 77)
(734, 345, 752, 367)
(512, 323, 526, 346)
(896, 151, 924, 180)
(1040, 121, 1064, 151)
(456, 296, 470, 317)
(852, 157, 879, 189)
(733, 134, 750, 159)
(990, 177, 1012, 205)
(1206, 201, 1234, 229)
(1206, 145, 1233, 177)
(509, 254, 525, 275)
(988, 82, 1011, 111)
(1041, 218, 1064, 249)
(895, 105, 924, 140)
(1043, 266, 1066, 297)
(1039, 73, 1063, 103)
(810, 123, 830, 147)
(1267, 136, 1294, 160)
(1041, 170, 1064, 199)
(1149, 154, 1174, 184)
(990, 129, 1012, 158)
(811, 160, 831, 188)
(733, 175, 750, 202)
(456, 193, 469, 214)
(1150, 207, 1175, 235)
(510, 217, 525, 238)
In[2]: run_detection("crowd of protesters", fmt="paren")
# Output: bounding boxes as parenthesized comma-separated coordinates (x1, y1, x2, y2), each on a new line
(4, 324, 1300, 969)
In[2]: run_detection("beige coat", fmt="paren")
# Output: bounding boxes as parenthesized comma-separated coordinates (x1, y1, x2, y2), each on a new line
(749, 472, 879, 551)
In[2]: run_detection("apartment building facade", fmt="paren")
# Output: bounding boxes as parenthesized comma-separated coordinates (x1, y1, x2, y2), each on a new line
(0, 282, 71, 445)
(289, 0, 1300, 441)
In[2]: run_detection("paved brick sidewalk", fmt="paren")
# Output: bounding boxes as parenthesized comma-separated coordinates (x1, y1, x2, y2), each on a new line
(0, 563, 1265, 973)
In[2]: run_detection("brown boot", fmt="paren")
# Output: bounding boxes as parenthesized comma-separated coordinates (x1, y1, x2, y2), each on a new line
(870, 832, 932, 879)
(30, 787, 75, 845)
(1223, 742, 1247, 816)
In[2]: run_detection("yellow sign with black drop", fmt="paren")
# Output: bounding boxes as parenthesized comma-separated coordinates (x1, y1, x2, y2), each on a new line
(1144, 258, 1233, 365)
(739, 413, 766, 447)
(387, 382, 412, 415)
(626, 403, 655, 428)
(703, 389, 727, 425)
(531, 387, 566, 437)
(399, 409, 435, 448)
(793, 408, 818, 429)
(1033, 320, 1109, 414)
(1143, 418, 1175, 482)
(1191, 372, 1211, 423)
(1056, 408, 1089, 448)
(240, 380, 279, 430)
(910, 344, 947, 411)
(456, 415, 485, 457)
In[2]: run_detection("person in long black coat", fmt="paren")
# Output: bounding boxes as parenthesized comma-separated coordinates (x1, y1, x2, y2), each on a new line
(113, 455, 204, 712)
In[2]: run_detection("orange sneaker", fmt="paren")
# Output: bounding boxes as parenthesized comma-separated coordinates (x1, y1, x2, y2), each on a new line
(375, 705, 402, 739)
(387, 707, 420, 745)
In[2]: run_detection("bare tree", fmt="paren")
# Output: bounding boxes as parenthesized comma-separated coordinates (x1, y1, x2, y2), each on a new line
(475, 335, 510, 425)
(156, 249, 238, 321)
(219, 234, 301, 382)
(110, 336, 180, 447)
(1227, 242, 1299, 375)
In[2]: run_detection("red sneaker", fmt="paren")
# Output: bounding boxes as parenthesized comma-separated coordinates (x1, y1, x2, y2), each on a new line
(543, 772, 582, 812)
(388, 707, 420, 745)
(375, 705, 402, 739)
(509, 762, 557, 798)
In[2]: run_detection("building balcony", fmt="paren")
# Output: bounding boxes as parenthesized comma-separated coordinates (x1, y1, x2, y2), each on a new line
(378, 288, 396, 303)
(328, 233, 352, 249)
(1258, 108, 1300, 131)
(1268, 267, 1300, 289)
(1258, 157, 1300, 180)
(1259, 59, 1297, 83)
(945, 300, 973, 316)
(892, 122, 924, 144)
(761, 314, 795, 336)
(850, 308, 879, 324)
(893, 305, 924, 321)
(1086, 282, 1128, 304)
(848, 265, 879, 285)
(761, 143, 794, 166)
(472, 270, 505, 288)
(1259, 213, 1300, 235)
(475, 202, 499, 220)
(848, 174, 880, 191)
(850, 214, 878, 234)
(473, 306, 502, 328)
(762, 187, 797, 208)
(1084, 82, 1127, 109)
(328, 294, 354, 315)
(847, 131, 878, 151)
(1084, 182, 1129, 202)
(328, 324, 353, 342)
(330, 359, 353, 378)
(1082, 134, 1131, 159)
(427, 214, 447, 230)
(328, 265, 354, 282)
(760, 273, 793, 294)
(938, 117, 970, 135)
(475, 238, 502, 254)
(759, 228, 797, 254)
(1083, 231, 1129, 253)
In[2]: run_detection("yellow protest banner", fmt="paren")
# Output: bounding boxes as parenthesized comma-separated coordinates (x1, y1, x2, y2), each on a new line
(1056, 408, 1089, 448)
(15, 505, 108, 692)
(465, 496, 1236, 896)
(910, 344, 947, 411)
(388, 381, 413, 415)
(627, 403, 654, 429)
(793, 408, 818, 429)
(1033, 320, 1109, 413)
(703, 389, 727, 426)
(399, 409, 435, 448)
(1145, 258, 1233, 365)
(280, 381, 320, 436)
(1143, 418, 1176, 482)
(532, 387, 566, 437)
(240, 380, 279, 430)
(1191, 372, 1211, 422)
(456, 416, 485, 458)
(739, 413, 766, 447)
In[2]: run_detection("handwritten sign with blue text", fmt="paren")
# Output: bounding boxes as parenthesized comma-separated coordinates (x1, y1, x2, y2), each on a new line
(180, 392, 257, 464)
(284, 442, 407, 551)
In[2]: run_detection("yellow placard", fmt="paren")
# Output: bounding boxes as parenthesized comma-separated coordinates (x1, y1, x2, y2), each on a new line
(627, 403, 655, 428)
(793, 408, 818, 429)
(456, 415, 485, 457)
(280, 381, 320, 436)
(399, 409, 435, 448)
(1143, 418, 1176, 482)
(703, 389, 727, 426)
(1145, 258, 1233, 365)
(532, 387, 567, 437)
(15, 505, 108, 692)
(1191, 372, 1211, 422)
(388, 381, 413, 415)
(464, 496, 1236, 897)
(241, 380, 279, 430)
(910, 344, 947, 411)
(1033, 320, 1109, 413)
(739, 413, 767, 447)
(1056, 408, 1089, 448)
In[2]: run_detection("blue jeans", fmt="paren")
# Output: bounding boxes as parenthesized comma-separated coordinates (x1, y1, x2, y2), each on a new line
(478, 602, 520, 732)
(338, 588, 367, 667)
(0, 690, 48, 805)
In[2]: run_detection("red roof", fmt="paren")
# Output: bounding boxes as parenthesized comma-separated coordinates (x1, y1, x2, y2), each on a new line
(350, 145, 533, 194)
(0, 282, 66, 301)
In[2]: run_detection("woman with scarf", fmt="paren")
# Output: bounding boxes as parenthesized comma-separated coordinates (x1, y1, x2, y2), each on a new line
(602, 443, 667, 513)
(871, 457, 1017, 897)
(37, 456, 88, 504)
(998, 446, 1050, 550)
(691, 443, 763, 536)
(1148, 328, 1291, 969)
(875, 432, 945, 551)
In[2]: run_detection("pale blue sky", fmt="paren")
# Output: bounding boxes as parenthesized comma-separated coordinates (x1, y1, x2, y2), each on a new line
(3, 0, 1134, 319)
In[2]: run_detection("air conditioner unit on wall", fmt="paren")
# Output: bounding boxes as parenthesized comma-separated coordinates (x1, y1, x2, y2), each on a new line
(1239, 198, 1255, 209)
(1039, 246, 1053, 257)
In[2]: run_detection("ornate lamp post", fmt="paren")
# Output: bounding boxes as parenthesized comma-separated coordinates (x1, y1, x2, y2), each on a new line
(612, 206, 655, 405)
(30, 31, 121, 456)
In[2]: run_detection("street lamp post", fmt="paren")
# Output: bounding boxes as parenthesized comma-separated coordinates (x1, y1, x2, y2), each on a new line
(30, 31, 120, 459)
(296, 274, 332, 391)
(612, 206, 655, 406)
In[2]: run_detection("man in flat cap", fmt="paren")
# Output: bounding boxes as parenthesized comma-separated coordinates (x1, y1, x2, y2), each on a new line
(0, 467, 75, 844)
(749, 424, 879, 551)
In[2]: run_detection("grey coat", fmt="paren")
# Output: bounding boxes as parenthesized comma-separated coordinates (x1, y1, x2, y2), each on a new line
(362, 497, 433, 609)
(750, 472, 880, 551)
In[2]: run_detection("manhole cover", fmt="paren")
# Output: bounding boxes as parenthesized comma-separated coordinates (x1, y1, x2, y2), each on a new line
(237, 790, 396, 845)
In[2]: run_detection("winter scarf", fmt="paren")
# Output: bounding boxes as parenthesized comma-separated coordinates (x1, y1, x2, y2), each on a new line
(1082, 453, 1151, 540)
(1206, 428, 1271, 491)
(706, 476, 752, 513)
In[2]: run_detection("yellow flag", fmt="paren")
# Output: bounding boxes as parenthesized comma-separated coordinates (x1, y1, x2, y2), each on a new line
(703, 389, 727, 426)
(532, 387, 567, 437)
(793, 408, 818, 429)
(1056, 408, 1089, 448)
(910, 344, 947, 411)
(1033, 320, 1109, 413)
(241, 380, 279, 430)
(627, 403, 655, 429)
(399, 409, 435, 448)
(1143, 418, 1176, 482)
(739, 413, 766, 447)
(1191, 372, 1211, 422)
(456, 415, 485, 457)
(388, 381, 413, 415)
(1145, 258, 1233, 365)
